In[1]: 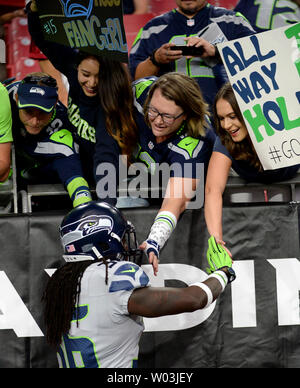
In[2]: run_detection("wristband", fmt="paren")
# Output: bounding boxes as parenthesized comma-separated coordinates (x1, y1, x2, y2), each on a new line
(149, 49, 161, 67)
(208, 270, 228, 292)
(145, 239, 160, 258)
(190, 282, 213, 308)
(147, 211, 177, 251)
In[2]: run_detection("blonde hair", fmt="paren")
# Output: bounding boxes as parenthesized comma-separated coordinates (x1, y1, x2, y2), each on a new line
(144, 72, 210, 138)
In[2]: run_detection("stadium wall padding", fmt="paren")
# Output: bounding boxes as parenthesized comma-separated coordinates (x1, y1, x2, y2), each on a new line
(0, 204, 299, 368)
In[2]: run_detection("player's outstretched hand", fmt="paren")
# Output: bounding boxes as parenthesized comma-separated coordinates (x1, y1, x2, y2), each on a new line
(206, 236, 233, 274)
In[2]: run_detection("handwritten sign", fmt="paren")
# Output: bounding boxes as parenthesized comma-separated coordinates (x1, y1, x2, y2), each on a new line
(36, 0, 128, 62)
(218, 23, 300, 170)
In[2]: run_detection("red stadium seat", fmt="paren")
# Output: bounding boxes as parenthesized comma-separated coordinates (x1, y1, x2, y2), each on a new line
(7, 35, 31, 65)
(149, 0, 238, 14)
(210, 0, 238, 9)
(5, 16, 30, 66)
(11, 57, 40, 80)
(6, 17, 28, 46)
(150, 0, 175, 15)
(0, 0, 24, 6)
(123, 13, 155, 50)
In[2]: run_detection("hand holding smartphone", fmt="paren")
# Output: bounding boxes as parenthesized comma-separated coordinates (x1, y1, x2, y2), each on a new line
(169, 45, 204, 56)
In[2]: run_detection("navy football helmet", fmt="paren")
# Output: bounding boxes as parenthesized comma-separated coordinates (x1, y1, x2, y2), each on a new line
(60, 201, 141, 263)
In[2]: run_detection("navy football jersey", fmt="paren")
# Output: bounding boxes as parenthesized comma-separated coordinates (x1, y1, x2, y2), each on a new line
(234, 0, 300, 33)
(132, 77, 216, 180)
(27, 7, 121, 201)
(7, 81, 91, 206)
(129, 3, 255, 107)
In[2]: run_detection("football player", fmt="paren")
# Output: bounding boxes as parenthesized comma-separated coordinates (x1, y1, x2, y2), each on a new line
(42, 201, 235, 368)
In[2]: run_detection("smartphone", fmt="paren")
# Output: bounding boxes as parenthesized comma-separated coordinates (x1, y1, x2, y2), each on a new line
(170, 45, 204, 56)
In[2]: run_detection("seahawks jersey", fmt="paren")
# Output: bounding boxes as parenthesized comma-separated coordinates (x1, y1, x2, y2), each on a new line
(132, 77, 216, 179)
(0, 82, 12, 143)
(6, 81, 91, 207)
(234, 0, 300, 33)
(57, 260, 150, 368)
(27, 7, 123, 200)
(129, 3, 255, 107)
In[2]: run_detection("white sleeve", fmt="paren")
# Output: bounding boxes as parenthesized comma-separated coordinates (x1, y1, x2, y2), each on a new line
(108, 261, 150, 317)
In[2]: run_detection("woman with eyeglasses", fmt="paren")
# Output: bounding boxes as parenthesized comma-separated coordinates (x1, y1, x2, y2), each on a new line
(205, 82, 300, 257)
(133, 72, 216, 275)
(27, 1, 138, 205)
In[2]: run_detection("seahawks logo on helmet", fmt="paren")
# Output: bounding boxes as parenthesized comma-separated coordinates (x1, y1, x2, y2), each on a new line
(60, 201, 142, 263)
(59, 0, 93, 18)
(61, 215, 114, 247)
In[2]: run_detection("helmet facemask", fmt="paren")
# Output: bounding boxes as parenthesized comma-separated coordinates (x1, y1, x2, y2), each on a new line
(122, 221, 143, 265)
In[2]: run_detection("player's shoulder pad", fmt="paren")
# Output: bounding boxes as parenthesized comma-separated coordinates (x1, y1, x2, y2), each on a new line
(133, 76, 157, 100)
(50, 128, 74, 148)
(108, 261, 150, 293)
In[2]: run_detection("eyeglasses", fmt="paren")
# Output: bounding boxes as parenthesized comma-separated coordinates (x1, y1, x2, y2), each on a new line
(147, 106, 184, 125)
(22, 75, 57, 88)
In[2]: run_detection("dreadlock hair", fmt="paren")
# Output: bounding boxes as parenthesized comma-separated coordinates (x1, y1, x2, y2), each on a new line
(42, 256, 111, 349)
(76, 53, 138, 164)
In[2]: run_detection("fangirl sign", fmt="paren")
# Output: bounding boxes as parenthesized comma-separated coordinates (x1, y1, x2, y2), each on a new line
(218, 23, 300, 170)
(36, 0, 128, 62)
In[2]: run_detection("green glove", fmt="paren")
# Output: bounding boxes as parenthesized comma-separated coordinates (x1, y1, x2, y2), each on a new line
(206, 236, 232, 274)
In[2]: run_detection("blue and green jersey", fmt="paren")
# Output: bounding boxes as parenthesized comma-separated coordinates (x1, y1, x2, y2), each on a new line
(132, 77, 216, 179)
(234, 0, 300, 33)
(129, 4, 255, 108)
(6, 81, 92, 207)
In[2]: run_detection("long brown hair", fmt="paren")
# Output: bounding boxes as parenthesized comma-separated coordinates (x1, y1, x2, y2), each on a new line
(77, 54, 138, 163)
(213, 83, 263, 171)
(98, 58, 138, 162)
(144, 72, 210, 138)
